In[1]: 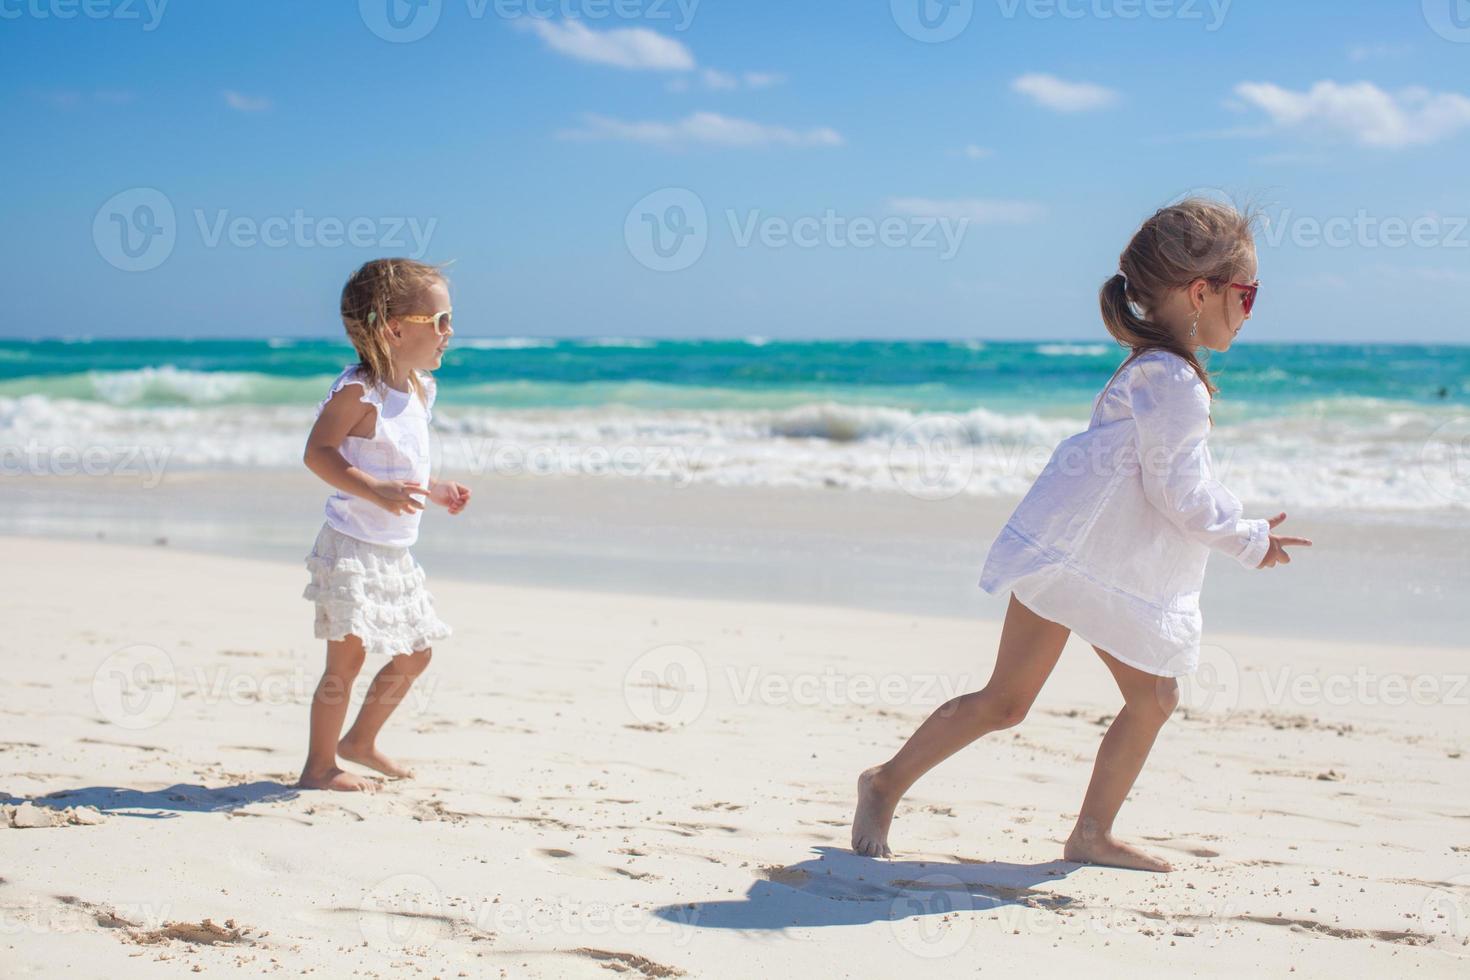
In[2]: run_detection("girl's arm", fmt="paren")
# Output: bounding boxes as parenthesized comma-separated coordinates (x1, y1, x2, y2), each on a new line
(418, 371, 469, 514)
(427, 477, 471, 514)
(303, 385, 424, 515)
(1127, 357, 1271, 569)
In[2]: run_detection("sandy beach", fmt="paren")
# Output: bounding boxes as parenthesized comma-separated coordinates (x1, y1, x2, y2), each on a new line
(10, 0, 1470, 974)
(2, 501, 1467, 976)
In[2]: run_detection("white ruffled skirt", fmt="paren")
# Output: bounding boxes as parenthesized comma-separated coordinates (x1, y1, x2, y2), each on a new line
(303, 523, 452, 658)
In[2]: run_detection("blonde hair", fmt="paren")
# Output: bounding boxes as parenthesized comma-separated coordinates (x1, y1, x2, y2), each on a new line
(1099, 197, 1258, 400)
(339, 258, 447, 399)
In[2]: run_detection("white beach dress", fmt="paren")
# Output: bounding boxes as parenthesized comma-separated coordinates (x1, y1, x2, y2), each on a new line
(303, 366, 452, 658)
(979, 349, 1270, 677)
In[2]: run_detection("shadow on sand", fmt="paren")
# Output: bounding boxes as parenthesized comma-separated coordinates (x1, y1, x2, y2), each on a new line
(653, 846, 1085, 933)
(2, 781, 298, 818)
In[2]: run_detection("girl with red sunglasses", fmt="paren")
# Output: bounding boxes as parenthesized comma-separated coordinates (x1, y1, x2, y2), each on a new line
(852, 198, 1309, 872)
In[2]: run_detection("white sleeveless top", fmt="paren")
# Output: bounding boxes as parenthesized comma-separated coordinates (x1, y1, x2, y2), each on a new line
(979, 349, 1269, 678)
(317, 366, 437, 548)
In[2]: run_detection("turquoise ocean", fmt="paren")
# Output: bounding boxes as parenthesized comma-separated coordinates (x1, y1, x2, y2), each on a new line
(2, 337, 1467, 516)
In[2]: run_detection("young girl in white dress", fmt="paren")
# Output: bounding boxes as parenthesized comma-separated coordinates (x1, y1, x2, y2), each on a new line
(298, 258, 472, 792)
(851, 198, 1312, 870)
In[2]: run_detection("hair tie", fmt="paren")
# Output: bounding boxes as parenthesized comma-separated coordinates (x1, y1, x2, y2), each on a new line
(367, 311, 377, 326)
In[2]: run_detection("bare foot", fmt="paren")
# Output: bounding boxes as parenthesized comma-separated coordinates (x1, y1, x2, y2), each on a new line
(1064, 828, 1173, 872)
(298, 766, 379, 792)
(338, 739, 414, 779)
(851, 766, 898, 858)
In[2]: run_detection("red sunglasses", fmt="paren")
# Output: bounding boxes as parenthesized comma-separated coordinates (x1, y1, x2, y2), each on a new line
(1213, 278, 1260, 315)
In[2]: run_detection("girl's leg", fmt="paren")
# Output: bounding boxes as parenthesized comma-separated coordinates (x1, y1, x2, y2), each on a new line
(1063, 646, 1180, 872)
(299, 636, 376, 792)
(338, 647, 433, 779)
(852, 594, 1071, 857)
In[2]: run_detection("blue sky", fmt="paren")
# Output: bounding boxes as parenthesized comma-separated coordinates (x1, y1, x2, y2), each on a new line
(3, 0, 1469, 342)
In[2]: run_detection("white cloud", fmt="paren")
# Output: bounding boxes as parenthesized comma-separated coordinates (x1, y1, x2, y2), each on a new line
(1234, 80, 1470, 148)
(962, 144, 994, 160)
(1011, 73, 1119, 112)
(522, 20, 779, 92)
(888, 197, 1045, 224)
(223, 90, 271, 112)
(701, 68, 740, 90)
(524, 18, 694, 71)
(669, 69, 788, 93)
(557, 112, 843, 148)
(742, 71, 786, 90)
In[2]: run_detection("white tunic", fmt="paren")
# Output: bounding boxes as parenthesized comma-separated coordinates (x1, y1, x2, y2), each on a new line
(318, 366, 436, 548)
(979, 349, 1269, 677)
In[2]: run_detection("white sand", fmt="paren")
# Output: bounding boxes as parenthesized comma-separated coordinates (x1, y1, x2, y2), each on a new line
(1, 534, 1467, 977)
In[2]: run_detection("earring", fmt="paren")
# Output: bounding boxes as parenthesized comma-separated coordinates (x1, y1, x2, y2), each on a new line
(1189, 309, 1200, 339)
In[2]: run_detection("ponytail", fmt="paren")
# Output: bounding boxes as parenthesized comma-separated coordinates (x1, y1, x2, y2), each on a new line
(1098, 272, 1215, 400)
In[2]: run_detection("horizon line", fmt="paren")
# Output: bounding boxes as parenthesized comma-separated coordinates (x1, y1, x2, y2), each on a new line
(4, 336, 1468, 349)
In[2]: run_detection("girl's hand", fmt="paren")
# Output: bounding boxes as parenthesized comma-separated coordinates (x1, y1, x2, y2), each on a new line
(429, 480, 471, 515)
(371, 479, 428, 515)
(1257, 511, 1312, 568)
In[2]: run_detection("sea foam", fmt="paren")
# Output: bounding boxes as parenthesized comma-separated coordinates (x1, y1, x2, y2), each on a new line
(3, 393, 1464, 514)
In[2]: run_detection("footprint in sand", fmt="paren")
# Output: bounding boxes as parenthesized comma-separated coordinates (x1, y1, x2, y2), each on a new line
(225, 850, 308, 879)
(572, 948, 685, 978)
(1140, 835, 1221, 858)
(532, 848, 659, 882)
